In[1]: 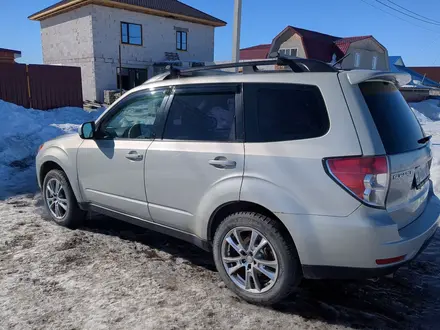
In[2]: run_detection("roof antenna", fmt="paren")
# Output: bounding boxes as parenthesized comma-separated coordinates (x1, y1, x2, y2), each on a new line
(332, 53, 351, 67)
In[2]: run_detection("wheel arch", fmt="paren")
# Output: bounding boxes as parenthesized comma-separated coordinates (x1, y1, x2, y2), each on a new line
(207, 201, 294, 247)
(39, 161, 65, 187)
(38, 155, 84, 203)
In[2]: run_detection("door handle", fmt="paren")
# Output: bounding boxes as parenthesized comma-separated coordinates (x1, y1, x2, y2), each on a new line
(125, 151, 143, 161)
(209, 156, 236, 169)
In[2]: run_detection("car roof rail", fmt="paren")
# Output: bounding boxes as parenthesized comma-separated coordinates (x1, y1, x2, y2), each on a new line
(171, 55, 337, 77)
(144, 55, 337, 84)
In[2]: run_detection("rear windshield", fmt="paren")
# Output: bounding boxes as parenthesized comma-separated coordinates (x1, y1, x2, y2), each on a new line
(359, 81, 425, 154)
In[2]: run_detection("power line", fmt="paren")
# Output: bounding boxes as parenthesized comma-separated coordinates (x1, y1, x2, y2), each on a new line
(373, 0, 440, 26)
(359, 0, 440, 34)
(386, 0, 440, 25)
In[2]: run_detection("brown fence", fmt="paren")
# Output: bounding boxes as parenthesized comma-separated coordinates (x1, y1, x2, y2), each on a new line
(0, 63, 83, 110)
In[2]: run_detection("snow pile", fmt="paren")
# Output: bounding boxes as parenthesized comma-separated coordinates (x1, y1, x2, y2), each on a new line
(409, 99, 440, 122)
(411, 99, 440, 195)
(411, 107, 432, 124)
(0, 100, 104, 199)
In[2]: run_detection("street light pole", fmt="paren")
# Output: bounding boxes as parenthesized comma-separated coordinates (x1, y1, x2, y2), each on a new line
(232, 0, 242, 67)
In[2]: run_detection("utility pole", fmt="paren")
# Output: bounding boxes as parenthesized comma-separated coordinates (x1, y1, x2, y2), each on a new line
(118, 44, 122, 94)
(232, 0, 242, 69)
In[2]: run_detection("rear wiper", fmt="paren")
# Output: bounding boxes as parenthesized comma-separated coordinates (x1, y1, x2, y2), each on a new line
(418, 135, 432, 144)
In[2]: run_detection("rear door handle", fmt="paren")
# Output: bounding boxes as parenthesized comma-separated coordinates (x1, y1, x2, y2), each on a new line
(126, 151, 143, 161)
(209, 156, 236, 169)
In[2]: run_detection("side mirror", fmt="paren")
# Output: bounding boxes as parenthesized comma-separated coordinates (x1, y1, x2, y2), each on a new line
(79, 121, 96, 139)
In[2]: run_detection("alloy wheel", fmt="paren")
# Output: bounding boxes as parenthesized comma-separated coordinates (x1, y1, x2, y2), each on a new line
(221, 227, 279, 293)
(45, 178, 68, 220)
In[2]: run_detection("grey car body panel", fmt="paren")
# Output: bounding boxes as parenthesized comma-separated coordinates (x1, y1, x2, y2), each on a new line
(146, 141, 244, 238)
(36, 133, 85, 203)
(345, 70, 411, 86)
(386, 148, 432, 229)
(77, 139, 154, 221)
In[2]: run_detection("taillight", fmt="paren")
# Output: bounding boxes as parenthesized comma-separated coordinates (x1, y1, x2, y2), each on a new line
(325, 156, 389, 208)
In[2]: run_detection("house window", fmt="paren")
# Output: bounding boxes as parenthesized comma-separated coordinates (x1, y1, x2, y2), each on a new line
(372, 56, 378, 70)
(176, 31, 188, 51)
(279, 48, 298, 57)
(354, 52, 361, 68)
(121, 22, 142, 46)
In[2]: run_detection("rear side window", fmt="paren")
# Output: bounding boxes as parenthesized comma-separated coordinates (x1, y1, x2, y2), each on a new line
(359, 82, 425, 154)
(244, 83, 329, 142)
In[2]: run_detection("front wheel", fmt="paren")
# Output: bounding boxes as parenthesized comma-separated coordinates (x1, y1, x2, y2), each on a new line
(213, 212, 302, 305)
(42, 169, 85, 229)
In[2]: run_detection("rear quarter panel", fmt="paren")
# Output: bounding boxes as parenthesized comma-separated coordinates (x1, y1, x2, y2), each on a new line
(241, 74, 363, 216)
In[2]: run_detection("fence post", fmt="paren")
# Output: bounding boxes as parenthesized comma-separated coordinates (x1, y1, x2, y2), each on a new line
(26, 65, 32, 109)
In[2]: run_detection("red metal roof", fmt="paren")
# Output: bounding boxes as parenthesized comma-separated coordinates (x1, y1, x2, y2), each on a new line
(334, 36, 372, 54)
(240, 26, 375, 62)
(286, 26, 341, 62)
(408, 67, 440, 84)
(240, 44, 271, 60)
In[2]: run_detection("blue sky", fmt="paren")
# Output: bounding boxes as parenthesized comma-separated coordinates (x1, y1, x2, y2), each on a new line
(1, 0, 440, 66)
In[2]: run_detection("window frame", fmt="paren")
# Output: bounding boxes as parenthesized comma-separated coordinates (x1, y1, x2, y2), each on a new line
(372, 56, 378, 70)
(279, 48, 298, 57)
(95, 88, 170, 141)
(160, 84, 244, 143)
(243, 82, 330, 143)
(176, 30, 188, 51)
(121, 22, 143, 46)
(354, 52, 361, 68)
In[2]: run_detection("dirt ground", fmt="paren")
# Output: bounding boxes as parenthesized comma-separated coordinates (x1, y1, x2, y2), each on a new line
(1, 194, 439, 330)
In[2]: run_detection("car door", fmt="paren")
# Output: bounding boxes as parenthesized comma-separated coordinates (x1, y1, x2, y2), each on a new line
(145, 84, 245, 233)
(77, 88, 168, 220)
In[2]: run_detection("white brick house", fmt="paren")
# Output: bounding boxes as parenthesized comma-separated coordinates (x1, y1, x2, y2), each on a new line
(29, 0, 226, 102)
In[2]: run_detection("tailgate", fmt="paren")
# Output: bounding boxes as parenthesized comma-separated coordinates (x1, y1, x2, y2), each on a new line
(387, 148, 432, 229)
(358, 81, 432, 229)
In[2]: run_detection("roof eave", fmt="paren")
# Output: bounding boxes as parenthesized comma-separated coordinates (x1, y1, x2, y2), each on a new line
(29, 0, 226, 27)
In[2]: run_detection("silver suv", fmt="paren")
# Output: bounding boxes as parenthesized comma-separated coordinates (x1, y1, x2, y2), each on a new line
(36, 58, 440, 305)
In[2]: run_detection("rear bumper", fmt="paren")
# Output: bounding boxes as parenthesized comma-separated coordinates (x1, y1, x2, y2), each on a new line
(302, 226, 437, 279)
(276, 182, 440, 279)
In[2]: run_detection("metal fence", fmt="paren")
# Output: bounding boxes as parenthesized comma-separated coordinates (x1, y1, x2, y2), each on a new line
(0, 63, 83, 110)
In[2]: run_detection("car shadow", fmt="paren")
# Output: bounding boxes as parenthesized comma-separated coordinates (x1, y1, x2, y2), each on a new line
(81, 214, 440, 330)
(82, 214, 216, 271)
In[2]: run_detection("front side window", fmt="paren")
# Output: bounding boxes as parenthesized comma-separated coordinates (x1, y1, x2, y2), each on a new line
(176, 31, 188, 51)
(163, 90, 236, 141)
(121, 22, 142, 46)
(99, 91, 167, 139)
(244, 83, 329, 142)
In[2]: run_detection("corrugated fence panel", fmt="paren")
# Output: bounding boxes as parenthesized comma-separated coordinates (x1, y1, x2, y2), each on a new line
(0, 63, 29, 108)
(28, 65, 83, 110)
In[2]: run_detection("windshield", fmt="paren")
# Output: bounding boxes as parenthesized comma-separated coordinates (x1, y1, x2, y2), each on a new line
(359, 81, 425, 154)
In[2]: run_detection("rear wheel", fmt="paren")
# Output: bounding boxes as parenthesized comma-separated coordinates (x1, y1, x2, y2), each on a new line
(213, 212, 302, 305)
(42, 169, 85, 229)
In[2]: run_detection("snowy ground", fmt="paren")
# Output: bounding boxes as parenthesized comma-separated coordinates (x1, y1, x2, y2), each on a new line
(0, 99, 440, 329)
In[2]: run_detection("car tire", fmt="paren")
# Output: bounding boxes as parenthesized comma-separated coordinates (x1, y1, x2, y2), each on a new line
(42, 169, 86, 229)
(213, 212, 302, 305)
